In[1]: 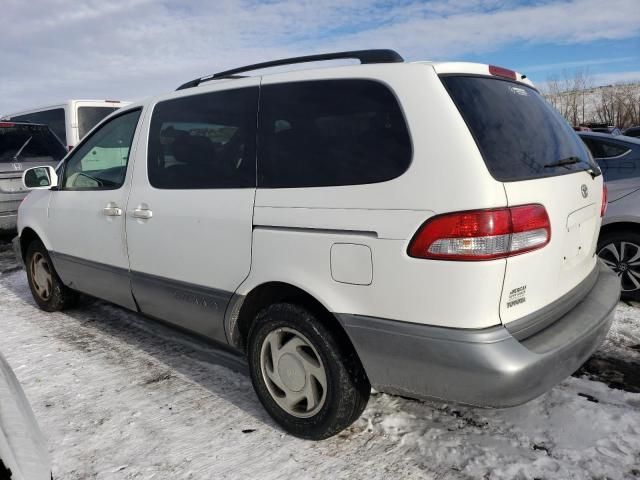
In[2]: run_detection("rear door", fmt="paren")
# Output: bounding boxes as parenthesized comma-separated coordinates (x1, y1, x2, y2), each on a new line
(442, 75, 604, 325)
(125, 79, 260, 342)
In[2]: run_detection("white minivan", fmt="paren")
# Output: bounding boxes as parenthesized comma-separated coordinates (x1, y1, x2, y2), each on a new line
(15, 50, 620, 440)
(2, 99, 129, 150)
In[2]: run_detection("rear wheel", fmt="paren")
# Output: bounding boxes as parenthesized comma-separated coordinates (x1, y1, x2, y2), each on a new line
(597, 230, 640, 301)
(25, 240, 77, 311)
(247, 303, 370, 440)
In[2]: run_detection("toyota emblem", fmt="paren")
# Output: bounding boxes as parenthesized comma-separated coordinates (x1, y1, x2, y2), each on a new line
(581, 184, 588, 198)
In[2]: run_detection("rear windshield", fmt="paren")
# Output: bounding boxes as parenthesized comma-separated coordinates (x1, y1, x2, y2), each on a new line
(8, 108, 66, 143)
(441, 76, 597, 182)
(0, 124, 67, 163)
(78, 106, 119, 139)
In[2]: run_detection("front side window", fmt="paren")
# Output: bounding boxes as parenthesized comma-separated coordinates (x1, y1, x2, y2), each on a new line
(258, 80, 412, 188)
(147, 87, 258, 189)
(62, 109, 141, 190)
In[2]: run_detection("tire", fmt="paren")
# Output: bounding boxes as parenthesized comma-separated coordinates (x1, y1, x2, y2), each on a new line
(25, 239, 78, 312)
(247, 303, 370, 440)
(597, 229, 640, 301)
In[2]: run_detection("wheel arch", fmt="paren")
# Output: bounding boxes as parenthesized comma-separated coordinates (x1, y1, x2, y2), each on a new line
(227, 281, 363, 368)
(599, 221, 640, 243)
(19, 227, 46, 262)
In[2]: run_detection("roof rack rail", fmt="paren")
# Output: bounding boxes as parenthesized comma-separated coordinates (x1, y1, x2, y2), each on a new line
(176, 49, 404, 90)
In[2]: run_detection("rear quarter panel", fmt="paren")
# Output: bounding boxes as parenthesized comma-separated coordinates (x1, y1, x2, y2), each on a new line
(240, 63, 509, 329)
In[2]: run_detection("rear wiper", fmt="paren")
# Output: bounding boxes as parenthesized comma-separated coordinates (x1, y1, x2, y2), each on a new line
(12, 136, 32, 161)
(543, 156, 581, 169)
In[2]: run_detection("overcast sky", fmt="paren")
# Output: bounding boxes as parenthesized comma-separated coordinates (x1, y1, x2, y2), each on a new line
(1, 0, 639, 114)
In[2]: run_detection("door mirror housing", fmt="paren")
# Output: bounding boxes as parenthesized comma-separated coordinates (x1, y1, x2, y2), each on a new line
(22, 166, 58, 190)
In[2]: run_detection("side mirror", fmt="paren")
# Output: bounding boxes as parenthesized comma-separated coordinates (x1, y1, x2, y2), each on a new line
(22, 166, 58, 190)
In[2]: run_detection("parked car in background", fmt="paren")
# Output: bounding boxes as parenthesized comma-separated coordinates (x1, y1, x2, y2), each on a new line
(1, 100, 130, 150)
(624, 126, 640, 138)
(0, 350, 51, 480)
(0, 122, 67, 232)
(573, 125, 592, 132)
(579, 131, 640, 300)
(16, 50, 619, 439)
(582, 122, 622, 136)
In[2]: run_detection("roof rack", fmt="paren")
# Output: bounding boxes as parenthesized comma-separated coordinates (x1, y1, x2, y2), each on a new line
(176, 49, 404, 91)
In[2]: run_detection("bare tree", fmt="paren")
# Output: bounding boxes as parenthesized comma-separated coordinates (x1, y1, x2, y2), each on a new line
(594, 83, 640, 128)
(543, 68, 593, 126)
(544, 69, 640, 128)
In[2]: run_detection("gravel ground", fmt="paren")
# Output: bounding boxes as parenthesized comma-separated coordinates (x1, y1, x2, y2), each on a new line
(0, 239, 639, 480)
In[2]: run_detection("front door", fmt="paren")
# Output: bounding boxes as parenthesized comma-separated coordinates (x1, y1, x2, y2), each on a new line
(125, 80, 260, 341)
(47, 109, 143, 309)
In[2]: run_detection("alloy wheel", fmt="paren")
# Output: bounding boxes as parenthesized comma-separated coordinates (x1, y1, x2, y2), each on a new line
(598, 241, 640, 292)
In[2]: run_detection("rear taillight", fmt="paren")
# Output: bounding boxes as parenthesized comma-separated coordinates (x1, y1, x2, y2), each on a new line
(0, 122, 15, 127)
(601, 184, 608, 217)
(408, 205, 551, 261)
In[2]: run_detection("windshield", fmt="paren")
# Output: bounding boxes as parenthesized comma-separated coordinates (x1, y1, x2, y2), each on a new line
(0, 124, 67, 163)
(441, 76, 598, 182)
(78, 106, 119, 140)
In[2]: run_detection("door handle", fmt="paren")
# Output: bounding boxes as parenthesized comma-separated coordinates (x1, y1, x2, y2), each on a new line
(132, 205, 153, 219)
(102, 202, 123, 216)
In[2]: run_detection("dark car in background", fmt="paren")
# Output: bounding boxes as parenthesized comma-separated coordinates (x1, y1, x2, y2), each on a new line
(579, 131, 640, 300)
(581, 122, 623, 135)
(624, 126, 640, 139)
(0, 122, 67, 232)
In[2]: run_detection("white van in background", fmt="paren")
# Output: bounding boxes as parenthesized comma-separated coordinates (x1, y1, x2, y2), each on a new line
(1, 100, 130, 149)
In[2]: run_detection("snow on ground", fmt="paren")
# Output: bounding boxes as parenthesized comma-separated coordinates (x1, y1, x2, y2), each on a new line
(0, 239, 639, 479)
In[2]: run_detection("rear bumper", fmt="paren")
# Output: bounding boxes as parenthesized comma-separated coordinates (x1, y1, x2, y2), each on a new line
(338, 261, 620, 407)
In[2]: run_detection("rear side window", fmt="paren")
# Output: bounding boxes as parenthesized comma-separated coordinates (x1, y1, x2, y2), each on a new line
(582, 137, 631, 158)
(441, 76, 596, 182)
(0, 124, 67, 163)
(580, 137, 604, 158)
(582, 137, 638, 181)
(9, 108, 66, 144)
(599, 142, 629, 158)
(148, 87, 258, 189)
(258, 80, 412, 188)
(78, 107, 119, 139)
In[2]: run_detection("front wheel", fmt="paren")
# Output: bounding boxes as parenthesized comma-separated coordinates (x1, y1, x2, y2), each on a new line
(25, 240, 77, 311)
(247, 303, 370, 440)
(597, 230, 640, 301)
